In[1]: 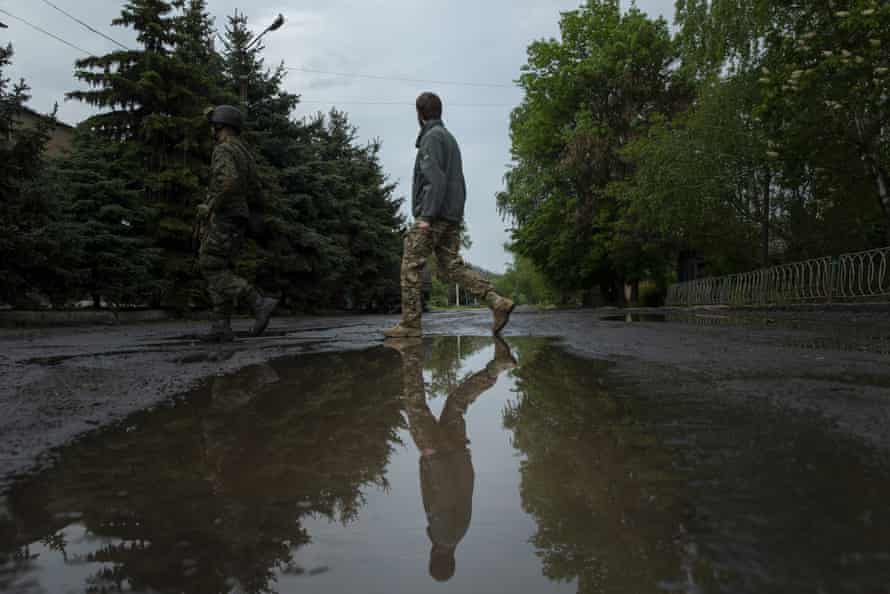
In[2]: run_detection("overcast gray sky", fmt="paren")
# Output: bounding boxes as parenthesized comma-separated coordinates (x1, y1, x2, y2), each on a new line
(2, 0, 674, 273)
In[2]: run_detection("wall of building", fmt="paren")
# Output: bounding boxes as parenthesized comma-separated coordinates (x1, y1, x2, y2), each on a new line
(15, 109, 74, 157)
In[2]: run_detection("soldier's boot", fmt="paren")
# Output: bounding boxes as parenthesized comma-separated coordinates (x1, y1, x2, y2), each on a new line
(487, 292, 515, 335)
(385, 286, 423, 338)
(248, 290, 278, 337)
(200, 313, 235, 343)
(383, 320, 422, 339)
(486, 336, 518, 376)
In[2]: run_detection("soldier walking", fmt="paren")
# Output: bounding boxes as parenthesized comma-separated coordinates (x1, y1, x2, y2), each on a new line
(196, 105, 277, 342)
(384, 93, 515, 338)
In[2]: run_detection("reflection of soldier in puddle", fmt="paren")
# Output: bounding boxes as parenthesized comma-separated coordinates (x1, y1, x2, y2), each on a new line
(201, 363, 280, 494)
(386, 336, 516, 582)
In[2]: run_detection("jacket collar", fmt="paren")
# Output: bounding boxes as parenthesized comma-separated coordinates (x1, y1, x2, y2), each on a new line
(415, 119, 444, 148)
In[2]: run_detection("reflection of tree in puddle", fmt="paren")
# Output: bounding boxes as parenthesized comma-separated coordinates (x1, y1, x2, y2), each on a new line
(1, 348, 404, 593)
(506, 343, 890, 594)
(6, 339, 890, 593)
(423, 336, 492, 400)
(504, 343, 688, 593)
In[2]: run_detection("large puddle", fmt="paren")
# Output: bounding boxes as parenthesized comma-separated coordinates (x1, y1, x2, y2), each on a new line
(1, 337, 889, 593)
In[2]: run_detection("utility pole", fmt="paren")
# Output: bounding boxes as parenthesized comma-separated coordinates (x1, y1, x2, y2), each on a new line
(239, 75, 248, 105)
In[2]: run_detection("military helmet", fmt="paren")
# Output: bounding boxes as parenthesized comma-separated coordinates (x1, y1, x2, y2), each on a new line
(207, 105, 244, 132)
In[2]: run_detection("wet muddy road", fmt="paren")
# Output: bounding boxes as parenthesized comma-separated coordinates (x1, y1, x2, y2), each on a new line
(1, 309, 890, 593)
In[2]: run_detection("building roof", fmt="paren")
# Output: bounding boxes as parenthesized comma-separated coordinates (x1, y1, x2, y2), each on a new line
(21, 105, 75, 129)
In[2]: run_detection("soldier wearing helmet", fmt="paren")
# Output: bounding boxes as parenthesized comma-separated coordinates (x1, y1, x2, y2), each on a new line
(195, 105, 277, 342)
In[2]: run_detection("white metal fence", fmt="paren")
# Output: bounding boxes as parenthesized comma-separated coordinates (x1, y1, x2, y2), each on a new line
(666, 246, 890, 306)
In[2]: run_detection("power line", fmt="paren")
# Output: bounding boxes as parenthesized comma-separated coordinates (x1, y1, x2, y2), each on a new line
(287, 66, 516, 89)
(0, 8, 92, 55)
(298, 99, 514, 107)
(38, 0, 129, 50)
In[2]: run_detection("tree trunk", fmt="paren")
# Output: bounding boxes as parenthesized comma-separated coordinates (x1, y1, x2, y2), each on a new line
(853, 116, 890, 244)
(859, 152, 890, 244)
(873, 161, 890, 244)
(762, 173, 771, 267)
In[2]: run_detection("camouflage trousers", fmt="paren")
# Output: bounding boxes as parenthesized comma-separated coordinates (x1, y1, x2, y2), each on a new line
(398, 341, 495, 454)
(199, 217, 254, 315)
(401, 220, 494, 326)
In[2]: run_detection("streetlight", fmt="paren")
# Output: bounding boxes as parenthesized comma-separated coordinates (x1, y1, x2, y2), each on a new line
(247, 13, 284, 50)
(239, 13, 285, 105)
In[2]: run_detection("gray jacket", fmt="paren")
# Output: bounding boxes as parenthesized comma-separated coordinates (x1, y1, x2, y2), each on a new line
(420, 449, 474, 547)
(412, 120, 466, 223)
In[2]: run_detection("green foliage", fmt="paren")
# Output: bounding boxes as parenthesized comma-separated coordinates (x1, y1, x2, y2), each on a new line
(494, 252, 558, 306)
(290, 111, 404, 310)
(504, 346, 680, 591)
(429, 273, 451, 308)
(754, 0, 890, 244)
(637, 279, 664, 307)
(52, 130, 162, 306)
(68, 0, 223, 306)
(424, 336, 491, 399)
(505, 0, 890, 295)
(499, 1, 687, 296)
(8, 1, 889, 310)
(218, 13, 404, 311)
(674, 0, 890, 251)
(3, 6, 403, 313)
(0, 45, 81, 307)
(5, 348, 405, 593)
(675, 0, 777, 76)
(613, 76, 767, 276)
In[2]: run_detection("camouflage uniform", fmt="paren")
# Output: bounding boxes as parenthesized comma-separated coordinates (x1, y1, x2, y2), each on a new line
(400, 220, 496, 327)
(387, 117, 512, 337)
(198, 136, 259, 318)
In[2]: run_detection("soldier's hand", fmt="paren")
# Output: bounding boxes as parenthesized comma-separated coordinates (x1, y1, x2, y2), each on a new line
(416, 220, 431, 232)
(196, 203, 211, 219)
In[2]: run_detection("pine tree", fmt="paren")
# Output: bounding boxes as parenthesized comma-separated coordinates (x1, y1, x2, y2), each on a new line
(53, 130, 161, 307)
(173, 0, 220, 69)
(220, 11, 274, 109)
(0, 44, 80, 306)
(310, 111, 404, 309)
(217, 12, 317, 309)
(218, 13, 405, 311)
(68, 0, 220, 307)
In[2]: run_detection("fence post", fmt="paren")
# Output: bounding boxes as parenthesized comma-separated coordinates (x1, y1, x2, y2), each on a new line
(828, 257, 839, 303)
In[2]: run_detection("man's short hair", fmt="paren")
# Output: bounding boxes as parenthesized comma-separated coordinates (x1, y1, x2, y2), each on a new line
(416, 92, 443, 121)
